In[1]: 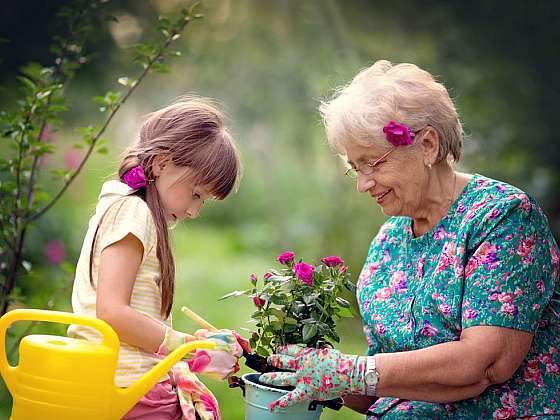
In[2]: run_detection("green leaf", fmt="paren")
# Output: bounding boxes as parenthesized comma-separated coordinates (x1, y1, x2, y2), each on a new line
(218, 289, 248, 300)
(302, 323, 318, 343)
(335, 297, 350, 308)
(97, 146, 109, 155)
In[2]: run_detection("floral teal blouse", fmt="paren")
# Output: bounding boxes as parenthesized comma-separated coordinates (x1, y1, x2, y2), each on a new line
(357, 174, 560, 419)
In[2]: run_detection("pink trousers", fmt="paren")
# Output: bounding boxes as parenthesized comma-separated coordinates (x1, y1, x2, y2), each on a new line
(122, 378, 183, 420)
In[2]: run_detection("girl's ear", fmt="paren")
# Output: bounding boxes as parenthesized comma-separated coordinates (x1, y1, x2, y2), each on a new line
(152, 155, 170, 177)
(420, 126, 440, 166)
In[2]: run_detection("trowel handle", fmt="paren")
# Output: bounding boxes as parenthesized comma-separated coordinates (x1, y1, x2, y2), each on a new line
(0, 309, 120, 394)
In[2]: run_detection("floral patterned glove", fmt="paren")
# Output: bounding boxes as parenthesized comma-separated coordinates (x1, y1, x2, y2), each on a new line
(157, 328, 249, 379)
(188, 329, 245, 379)
(259, 344, 367, 411)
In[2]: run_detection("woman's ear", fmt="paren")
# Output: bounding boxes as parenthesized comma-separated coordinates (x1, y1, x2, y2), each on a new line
(152, 155, 169, 177)
(420, 127, 440, 167)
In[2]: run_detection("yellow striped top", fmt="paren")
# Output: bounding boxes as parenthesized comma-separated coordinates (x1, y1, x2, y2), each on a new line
(68, 180, 171, 387)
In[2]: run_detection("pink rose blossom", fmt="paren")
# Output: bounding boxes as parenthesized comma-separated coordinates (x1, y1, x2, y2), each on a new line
(249, 273, 257, 284)
(294, 261, 314, 286)
(276, 251, 295, 265)
(382, 121, 415, 146)
(252, 296, 266, 308)
(321, 256, 344, 267)
(263, 272, 273, 280)
(122, 166, 147, 189)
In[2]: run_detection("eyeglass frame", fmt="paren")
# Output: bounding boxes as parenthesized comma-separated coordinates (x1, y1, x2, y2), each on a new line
(344, 126, 427, 179)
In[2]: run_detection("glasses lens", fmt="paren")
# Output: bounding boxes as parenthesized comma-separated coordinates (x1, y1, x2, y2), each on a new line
(345, 168, 357, 178)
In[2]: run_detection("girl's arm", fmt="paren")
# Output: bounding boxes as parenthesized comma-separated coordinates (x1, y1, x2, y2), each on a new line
(96, 233, 192, 353)
(374, 325, 533, 403)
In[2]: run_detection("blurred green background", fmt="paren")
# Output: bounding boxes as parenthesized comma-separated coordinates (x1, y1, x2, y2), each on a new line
(1, 0, 559, 418)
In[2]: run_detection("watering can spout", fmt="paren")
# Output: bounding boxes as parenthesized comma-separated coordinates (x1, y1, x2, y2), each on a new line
(116, 340, 215, 418)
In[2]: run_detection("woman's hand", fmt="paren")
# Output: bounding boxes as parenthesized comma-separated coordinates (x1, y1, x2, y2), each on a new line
(260, 345, 366, 411)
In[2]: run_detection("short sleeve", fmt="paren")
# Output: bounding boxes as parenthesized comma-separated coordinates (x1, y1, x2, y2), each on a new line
(461, 195, 558, 333)
(97, 196, 156, 258)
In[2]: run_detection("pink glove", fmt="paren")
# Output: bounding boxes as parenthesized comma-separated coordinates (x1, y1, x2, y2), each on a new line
(188, 329, 245, 379)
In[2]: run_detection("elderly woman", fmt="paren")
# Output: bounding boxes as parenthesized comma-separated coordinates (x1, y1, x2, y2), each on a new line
(261, 60, 560, 418)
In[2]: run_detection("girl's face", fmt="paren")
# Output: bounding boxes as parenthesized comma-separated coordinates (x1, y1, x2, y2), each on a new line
(154, 160, 213, 222)
(344, 141, 426, 217)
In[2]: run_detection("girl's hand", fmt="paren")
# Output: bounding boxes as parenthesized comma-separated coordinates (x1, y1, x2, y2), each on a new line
(259, 345, 367, 411)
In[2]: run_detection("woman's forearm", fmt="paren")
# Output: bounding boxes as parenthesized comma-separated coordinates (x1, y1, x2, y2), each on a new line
(374, 339, 495, 402)
(343, 395, 377, 414)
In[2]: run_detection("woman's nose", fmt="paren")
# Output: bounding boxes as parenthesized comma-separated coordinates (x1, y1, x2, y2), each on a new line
(357, 173, 376, 193)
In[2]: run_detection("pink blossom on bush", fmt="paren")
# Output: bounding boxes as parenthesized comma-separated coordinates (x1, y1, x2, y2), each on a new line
(276, 251, 295, 265)
(294, 261, 314, 286)
(320, 256, 344, 267)
(263, 272, 273, 280)
(252, 296, 266, 308)
(44, 240, 65, 264)
(249, 273, 257, 284)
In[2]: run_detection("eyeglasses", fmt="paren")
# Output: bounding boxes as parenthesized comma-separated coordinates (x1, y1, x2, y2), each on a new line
(345, 148, 395, 179)
(345, 126, 427, 179)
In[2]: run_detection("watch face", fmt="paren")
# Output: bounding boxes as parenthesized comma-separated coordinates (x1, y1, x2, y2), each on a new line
(365, 371, 378, 385)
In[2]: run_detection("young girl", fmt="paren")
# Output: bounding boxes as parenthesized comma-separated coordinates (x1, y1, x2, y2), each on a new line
(67, 97, 246, 420)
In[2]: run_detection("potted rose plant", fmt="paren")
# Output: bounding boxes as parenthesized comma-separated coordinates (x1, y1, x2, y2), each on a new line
(221, 251, 356, 419)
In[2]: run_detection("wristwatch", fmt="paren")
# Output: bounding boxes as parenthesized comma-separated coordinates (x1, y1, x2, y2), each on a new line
(364, 355, 379, 396)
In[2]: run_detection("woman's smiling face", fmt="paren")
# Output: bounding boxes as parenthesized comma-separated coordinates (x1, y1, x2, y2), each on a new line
(344, 141, 426, 217)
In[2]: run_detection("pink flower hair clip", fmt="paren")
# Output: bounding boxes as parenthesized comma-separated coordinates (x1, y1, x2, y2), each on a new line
(123, 165, 148, 189)
(383, 121, 415, 146)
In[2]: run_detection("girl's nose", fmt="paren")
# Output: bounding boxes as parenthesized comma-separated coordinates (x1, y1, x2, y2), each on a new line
(186, 203, 202, 219)
(357, 173, 376, 193)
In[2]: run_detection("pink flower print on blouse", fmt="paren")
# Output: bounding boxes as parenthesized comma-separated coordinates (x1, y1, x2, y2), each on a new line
(432, 225, 446, 241)
(374, 287, 393, 301)
(438, 304, 452, 316)
(499, 390, 516, 408)
(500, 302, 518, 316)
(389, 271, 407, 292)
(463, 308, 478, 320)
(517, 236, 536, 264)
(375, 323, 386, 335)
(419, 321, 438, 337)
(493, 407, 517, 419)
(523, 359, 544, 387)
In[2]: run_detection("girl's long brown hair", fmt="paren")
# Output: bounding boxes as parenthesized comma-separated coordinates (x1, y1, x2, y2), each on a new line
(90, 97, 241, 318)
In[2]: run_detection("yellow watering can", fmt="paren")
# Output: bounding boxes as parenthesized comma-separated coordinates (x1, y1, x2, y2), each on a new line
(0, 309, 215, 420)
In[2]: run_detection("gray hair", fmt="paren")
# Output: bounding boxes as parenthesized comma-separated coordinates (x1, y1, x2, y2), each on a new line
(319, 60, 463, 162)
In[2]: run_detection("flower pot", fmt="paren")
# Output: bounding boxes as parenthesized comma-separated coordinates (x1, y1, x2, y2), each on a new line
(241, 373, 323, 419)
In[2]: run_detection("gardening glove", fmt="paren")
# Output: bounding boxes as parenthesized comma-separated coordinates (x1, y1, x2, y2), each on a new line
(171, 361, 221, 420)
(259, 344, 367, 411)
(188, 329, 245, 379)
(156, 327, 196, 356)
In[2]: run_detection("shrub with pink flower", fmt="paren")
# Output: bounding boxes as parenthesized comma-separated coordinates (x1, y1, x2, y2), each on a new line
(221, 251, 355, 356)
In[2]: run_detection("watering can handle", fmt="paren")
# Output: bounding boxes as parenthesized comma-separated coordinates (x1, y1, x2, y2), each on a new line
(0, 308, 120, 394)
